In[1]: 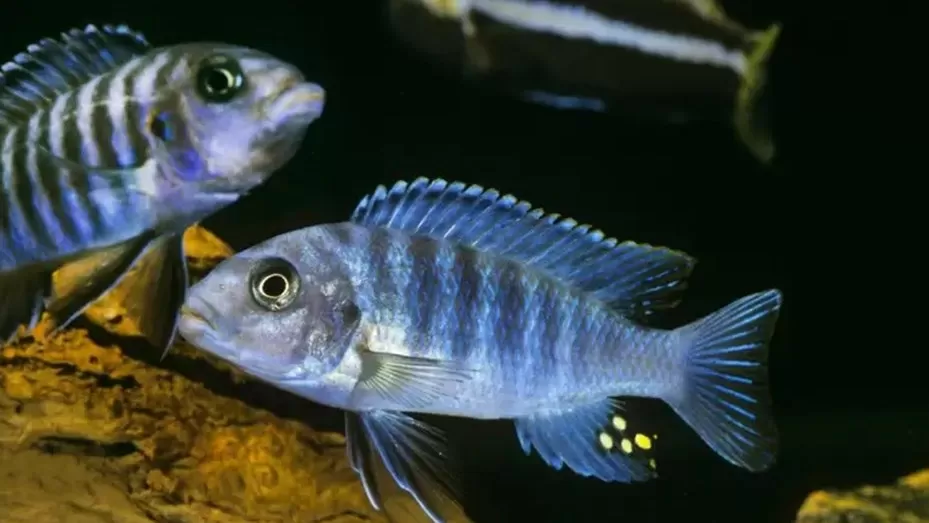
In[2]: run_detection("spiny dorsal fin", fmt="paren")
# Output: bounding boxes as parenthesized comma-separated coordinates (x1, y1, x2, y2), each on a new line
(351, 177, 697, 317)
(0, 24, 151, 127)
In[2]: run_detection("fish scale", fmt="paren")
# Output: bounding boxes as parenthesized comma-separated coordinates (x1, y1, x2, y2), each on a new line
(358, 226, 630, 412)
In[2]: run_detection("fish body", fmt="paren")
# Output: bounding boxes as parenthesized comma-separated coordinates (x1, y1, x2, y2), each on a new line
(180, 177, 783, 522)
(388, 0, 781, 163)
(0, 24, 326, 353)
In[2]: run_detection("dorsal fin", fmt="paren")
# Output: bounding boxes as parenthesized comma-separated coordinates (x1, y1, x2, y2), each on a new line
(0, 24, 151, 127)
(351, 177, 697, 317)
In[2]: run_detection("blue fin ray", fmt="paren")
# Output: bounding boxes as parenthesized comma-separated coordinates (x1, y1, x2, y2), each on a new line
(351, 177, 696, 318)
(514, 398, 658, 482)
(0, 24, 150, 127)
(348, 410, 465, 523)
(667, 289, 782, 472)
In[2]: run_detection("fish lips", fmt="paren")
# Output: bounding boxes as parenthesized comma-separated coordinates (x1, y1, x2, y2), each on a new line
(178, 300, 233, 354)
(264, 82, 326, 127)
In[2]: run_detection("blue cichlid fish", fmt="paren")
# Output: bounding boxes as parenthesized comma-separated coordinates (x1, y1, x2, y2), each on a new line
(0, 24, 325, 354)
(179, 177, 783, 522)
(388, 0, 781, 164)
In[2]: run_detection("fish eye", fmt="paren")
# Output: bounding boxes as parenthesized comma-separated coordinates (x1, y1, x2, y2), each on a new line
(196, 54, 246, 103)
(249, 257, 300, 311)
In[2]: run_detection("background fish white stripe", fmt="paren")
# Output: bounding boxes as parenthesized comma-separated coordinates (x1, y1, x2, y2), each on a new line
(474, 0, 747, 73)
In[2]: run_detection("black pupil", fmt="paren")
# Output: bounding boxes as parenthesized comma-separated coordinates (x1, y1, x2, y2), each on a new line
(261, 274, 288, 298)
(205, 67, 233, 93)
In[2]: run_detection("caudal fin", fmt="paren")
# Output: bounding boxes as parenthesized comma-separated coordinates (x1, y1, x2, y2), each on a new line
(734, 23, 782, 165)
(667, 289, 783, 472)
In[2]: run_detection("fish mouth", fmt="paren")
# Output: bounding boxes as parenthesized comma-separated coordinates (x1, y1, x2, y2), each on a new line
(264, 82, 325, 124)
(179, 304, 214, 331)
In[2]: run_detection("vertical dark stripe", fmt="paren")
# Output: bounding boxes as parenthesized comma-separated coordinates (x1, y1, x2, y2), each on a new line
(492, 261, 518, 381)
(61, 87, 102, 241)
(10, 124, 44, 252)
(451, 246, 482, 361)
(542, 282, 565, 374)
(41, 92, 82, 246)
(91, 74, 119, 168)
(408, 236, 440, 351)
(26, 110, 63, 251)
(369, 228, 397, 315)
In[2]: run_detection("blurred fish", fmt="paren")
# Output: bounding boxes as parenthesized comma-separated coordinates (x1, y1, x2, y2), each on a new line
(388, 0, 781, 163)
(0, 24, 325, 355)
(179, 177, 784, 522)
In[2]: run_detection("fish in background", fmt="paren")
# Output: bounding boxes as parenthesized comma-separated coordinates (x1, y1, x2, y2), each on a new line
(387, 0, 782, 164)
(179, 177, 784, 522)
(0, 24, 325, 356)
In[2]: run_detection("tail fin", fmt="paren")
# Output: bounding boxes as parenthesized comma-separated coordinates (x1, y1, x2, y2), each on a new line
(734, 23, 782, 165)
(666, 289, 783, 472)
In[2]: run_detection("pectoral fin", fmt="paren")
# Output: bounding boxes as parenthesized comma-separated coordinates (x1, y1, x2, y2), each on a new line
(350, 351, 476, 410)
(120, 233, 188, 359)
(46, 232, 157, 334)
(347, 410, 469, 523)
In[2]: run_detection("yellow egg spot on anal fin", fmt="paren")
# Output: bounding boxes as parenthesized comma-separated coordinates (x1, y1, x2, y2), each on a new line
(612, 415, 627, 432)
(599, 432, 614, 450)
(649, 459, 657, 469)
(620, 438, 633, 454)
(634, 433, 652, 450)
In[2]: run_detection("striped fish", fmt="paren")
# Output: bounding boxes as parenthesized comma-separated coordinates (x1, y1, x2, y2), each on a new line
(388, 0, 781, 164)
(179, 177, 784, 522)
(0, 24, 326, 355)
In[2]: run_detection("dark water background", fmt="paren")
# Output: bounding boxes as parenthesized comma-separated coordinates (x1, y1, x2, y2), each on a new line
(1, 2, 910, 522)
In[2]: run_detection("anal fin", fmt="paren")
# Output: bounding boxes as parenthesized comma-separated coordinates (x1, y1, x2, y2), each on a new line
(46, 232, 157, 334)
(514, 398, 658, 482)
(0, 266, 51, 343)
(347, 410, 469, 523)
(119, 234, 188, 359)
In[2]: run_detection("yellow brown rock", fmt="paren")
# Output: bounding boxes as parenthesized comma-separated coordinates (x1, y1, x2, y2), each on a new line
(796, 469, 929, 523)
(0, 226, 389, 523)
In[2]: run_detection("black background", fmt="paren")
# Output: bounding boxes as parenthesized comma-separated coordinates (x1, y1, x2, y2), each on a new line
(0, 2, 908, 523)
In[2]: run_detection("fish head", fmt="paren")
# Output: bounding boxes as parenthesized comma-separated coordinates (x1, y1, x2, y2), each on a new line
(178, 229, 358, 383)
(165, 43, 325, 195)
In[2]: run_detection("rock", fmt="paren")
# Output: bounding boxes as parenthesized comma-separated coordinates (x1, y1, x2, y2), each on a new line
(0, 226, 388, 523)
(796, 469, 929, 523)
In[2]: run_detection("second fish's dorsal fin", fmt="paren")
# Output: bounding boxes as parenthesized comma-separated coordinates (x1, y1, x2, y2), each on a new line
(0, 24, 151, 127)
(351, 177, 697, 317)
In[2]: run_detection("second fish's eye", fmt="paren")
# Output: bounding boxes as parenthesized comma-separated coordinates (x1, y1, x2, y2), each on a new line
(196, 54, 245, 103)
(250, 257, 300, 311)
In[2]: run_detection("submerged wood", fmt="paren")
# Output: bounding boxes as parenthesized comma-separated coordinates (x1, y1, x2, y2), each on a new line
(795, 469, 929, 523)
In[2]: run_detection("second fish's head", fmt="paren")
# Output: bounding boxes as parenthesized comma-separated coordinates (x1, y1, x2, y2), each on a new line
(178, 228, 359, 384)
(152, 43, 325, 195)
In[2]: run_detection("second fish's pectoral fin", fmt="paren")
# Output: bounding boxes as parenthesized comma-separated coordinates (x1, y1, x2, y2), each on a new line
(514, 397, 658, 482)
(45, 232, 158, 333)
(121, 234, 188, 359)
(351, 178, 696, 320)
(350, 410, 467, 523)
(0, 268, 51, 343)
(351, 351, 476, 410)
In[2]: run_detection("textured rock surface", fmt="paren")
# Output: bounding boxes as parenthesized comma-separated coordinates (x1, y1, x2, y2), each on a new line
(796, 469, 929, 523)
(0, 226, 388, 523)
